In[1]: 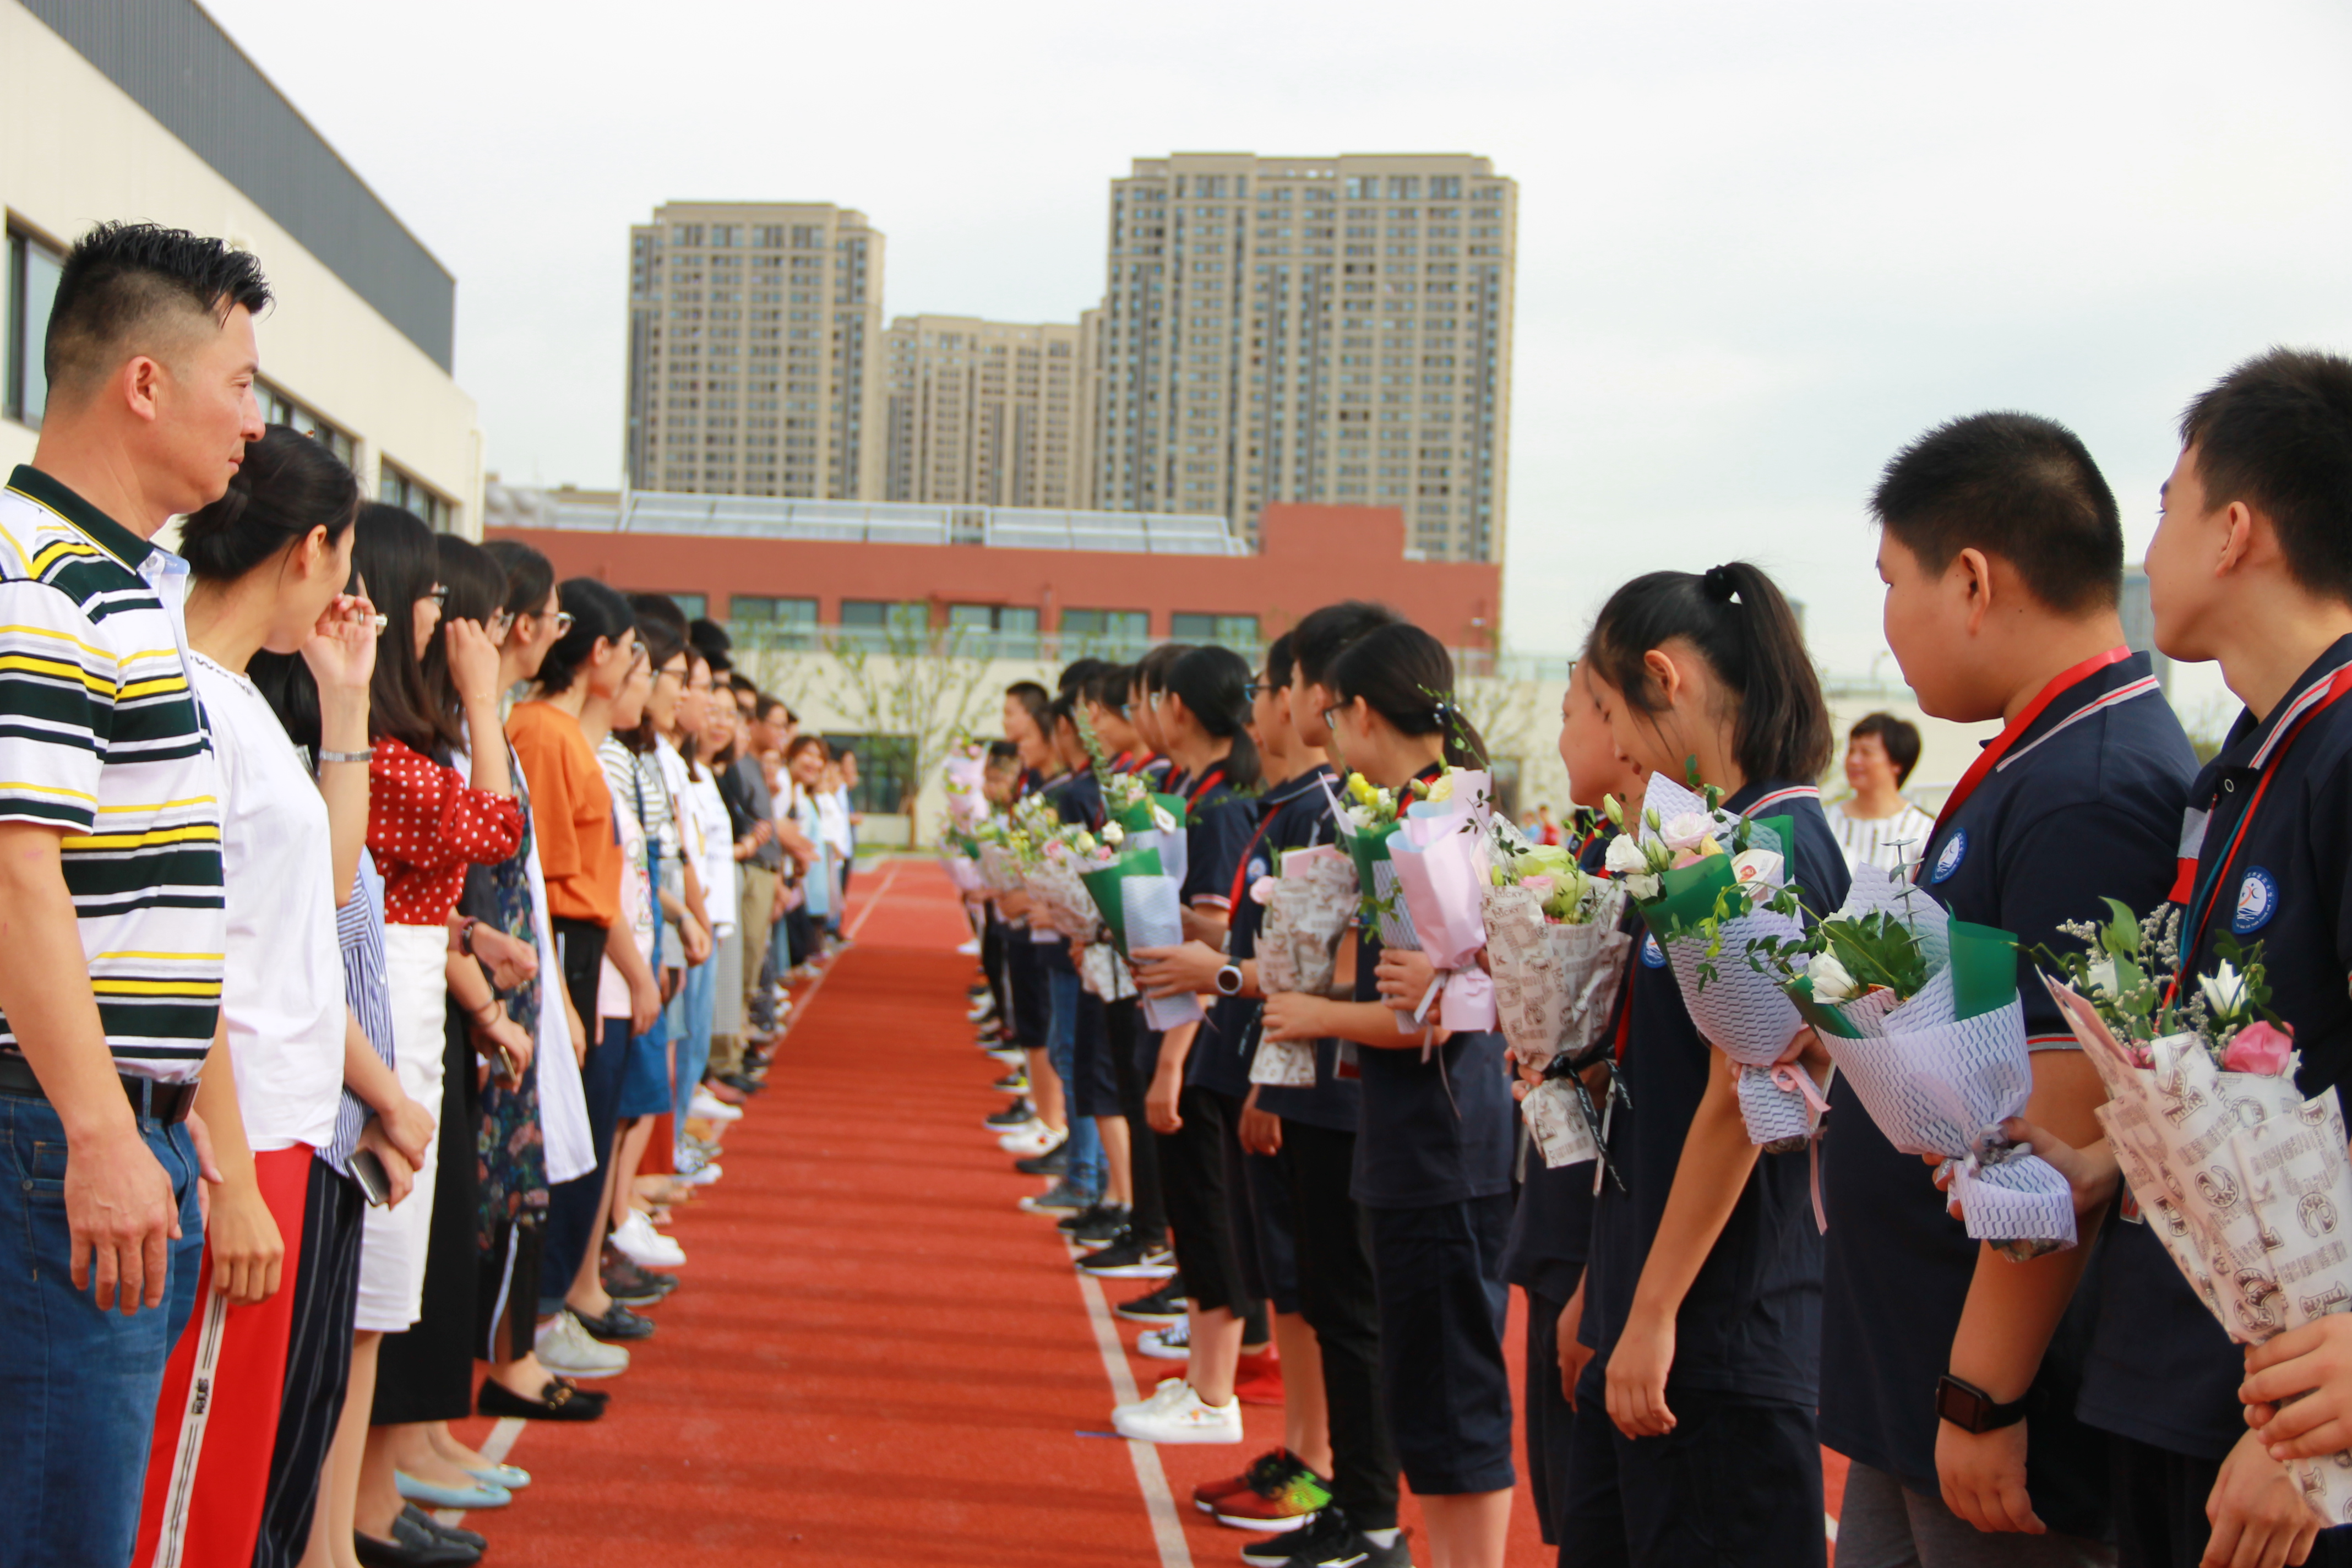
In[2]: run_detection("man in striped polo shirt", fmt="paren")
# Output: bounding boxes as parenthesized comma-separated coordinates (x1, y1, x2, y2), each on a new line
(0, 224, 267, 1568)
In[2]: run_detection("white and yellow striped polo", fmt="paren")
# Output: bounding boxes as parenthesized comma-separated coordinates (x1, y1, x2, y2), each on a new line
(0, 465, 224, 1083)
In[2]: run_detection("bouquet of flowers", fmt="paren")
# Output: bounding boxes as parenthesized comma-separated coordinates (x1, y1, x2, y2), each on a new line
(1325, 769, 1496, 1037)
(1017, 825, 1114, 940)
(1483, 840, 1630, 1073)
(1605, 772, 1814, 1150)
(1101, 770, 1191, 888)
(1250, 845, 1358, 1087)
(1749, 865, 2072, 1257)
(1078, 844, 1165, 960)
(2040, 905, 2352, 1524)
(943, 743, 989, 835)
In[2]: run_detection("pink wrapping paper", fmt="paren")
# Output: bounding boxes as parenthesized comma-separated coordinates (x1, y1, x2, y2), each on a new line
(1390, 812, 1497, 1032)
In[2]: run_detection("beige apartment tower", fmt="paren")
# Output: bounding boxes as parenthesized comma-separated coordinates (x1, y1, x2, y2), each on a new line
(881, 313, 1097, 508)
(1093, 153, 1516, 562)
(625, 202, 885, 498)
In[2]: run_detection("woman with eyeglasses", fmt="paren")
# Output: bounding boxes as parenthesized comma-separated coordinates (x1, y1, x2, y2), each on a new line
(348, 507, 524, 1562)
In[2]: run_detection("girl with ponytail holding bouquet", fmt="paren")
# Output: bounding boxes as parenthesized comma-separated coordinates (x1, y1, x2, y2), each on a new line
(1564, 563, 1847, 1567)
(1260, 622, 1513, 1568)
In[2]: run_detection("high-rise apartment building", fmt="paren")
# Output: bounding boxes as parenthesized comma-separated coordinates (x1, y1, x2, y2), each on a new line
(625, 202, 884, 498)
(1093, 153, 1516, 562)
(881, 313, 1096, 508)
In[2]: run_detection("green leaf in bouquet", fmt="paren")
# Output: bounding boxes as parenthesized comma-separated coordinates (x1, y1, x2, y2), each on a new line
(1635, 854, 1740, 941)
(1947, 920, 2021, 1021)
(2099, 897, 2142, 959)
(1078, 846, 1164, 958)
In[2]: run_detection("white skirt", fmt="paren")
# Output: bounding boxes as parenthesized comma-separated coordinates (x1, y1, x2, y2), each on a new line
(355, 922, 449, 1333)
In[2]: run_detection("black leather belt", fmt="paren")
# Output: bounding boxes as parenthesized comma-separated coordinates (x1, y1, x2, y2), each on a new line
(0, 1054, 199, 1124)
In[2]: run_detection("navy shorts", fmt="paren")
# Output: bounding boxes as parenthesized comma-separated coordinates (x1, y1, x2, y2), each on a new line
(616, 1020, 674, 1119)
(1226, 1109, 1301, 1315)
(1069, 986, 1120, 1120)
(1365, 1193, 1517, 1495)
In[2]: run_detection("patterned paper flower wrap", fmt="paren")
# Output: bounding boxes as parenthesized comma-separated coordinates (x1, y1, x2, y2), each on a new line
(977, 842, 1025, 895)
(1523, 1077, 1603, 1168)
(1483, 879, 1632, 1074)
(1627, 774, 1816, 1150)
(1788, 868, 2073, 1255)
(1251, 845, 1357, 1087)
(944, 854, 983, 895)
(1079, 938, 1139, 1003)
(2044, 979, 2352, 1525)
(1021, 846, 1104, 941)
(1120, 873, 1204, 1032)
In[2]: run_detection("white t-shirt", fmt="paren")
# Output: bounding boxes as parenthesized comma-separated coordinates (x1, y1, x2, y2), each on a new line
(596, 740, 655, 1021)
(1823, 798, 1937, 876)
(817, 787, 853, 858)
(189, 652, 342, 1152)
(687, 765, 736, 935)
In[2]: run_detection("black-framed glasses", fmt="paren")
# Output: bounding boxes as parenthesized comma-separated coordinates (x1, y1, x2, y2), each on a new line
(1243, 680, 1270, 700)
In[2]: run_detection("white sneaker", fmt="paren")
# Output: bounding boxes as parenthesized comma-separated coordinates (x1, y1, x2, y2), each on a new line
(534, 1310, 629, 1378)
(998, 1122, 1064, 1157)
(689, 1089, 743, 1123)
(1113, 1381, 1243, 1444)
(956, 937, 982, 956)
(1136, 1323, 1191, 1360)
(611, 1209, 686, 1268)
(675, 1161, 723, 1187)
(1111, 1375, 1193, 1424)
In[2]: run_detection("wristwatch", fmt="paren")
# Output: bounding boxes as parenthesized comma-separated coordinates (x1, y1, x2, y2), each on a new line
(1935, 1374, 2029, 1434)
(1215, 962, 1244, 997)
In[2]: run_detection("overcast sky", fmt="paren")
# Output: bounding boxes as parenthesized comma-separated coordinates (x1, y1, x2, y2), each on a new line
(205, 0, 2351, 718)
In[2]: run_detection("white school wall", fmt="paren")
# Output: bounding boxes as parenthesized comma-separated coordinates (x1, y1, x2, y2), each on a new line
(0, 3, 482, 534)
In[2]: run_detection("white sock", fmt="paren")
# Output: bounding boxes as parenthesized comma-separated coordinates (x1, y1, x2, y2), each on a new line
(1364, 1528, 1400, 1548)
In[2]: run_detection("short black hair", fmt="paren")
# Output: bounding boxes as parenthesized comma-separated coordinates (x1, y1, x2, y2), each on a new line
(46, 222, 272, 399)
(1265, 631, 1297, 690)
(1291, 600, 1403, 687)
(2180, 350, 2352, 606)
(1848, 712, 1923, 787)
(688, 616, 733, 673)
(1057, 657, 1108, 696)
(1872, 412, 2122, 614)
(1004, 680, 1052, 733)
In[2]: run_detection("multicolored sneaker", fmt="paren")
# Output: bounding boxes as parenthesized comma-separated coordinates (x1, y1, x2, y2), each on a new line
(1211, 1449, 1331, 1532)
(1193, 1448, 1310, 1513)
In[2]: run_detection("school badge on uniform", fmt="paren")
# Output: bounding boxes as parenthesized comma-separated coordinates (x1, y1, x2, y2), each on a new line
(1930, 829, 1968, 884)
(1640, 932, 1667, 968)
(2234, 867, 2278, 934)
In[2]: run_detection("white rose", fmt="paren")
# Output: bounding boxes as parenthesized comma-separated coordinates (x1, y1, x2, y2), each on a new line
(1807, 950, 1860, 1002)
(1660, 812, 1715, 851)
(2086, 957, 2119, 998)
(1624, 872, 1662, 902)
(1102, 821, 1125, 846)
(1605, 835, 1649, 876)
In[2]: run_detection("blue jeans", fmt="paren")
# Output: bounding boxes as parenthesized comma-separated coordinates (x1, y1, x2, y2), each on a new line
(670, 957, 717, 1151)
(1047, 968, 1104, 1199)
(0, 1090, 204, 1568)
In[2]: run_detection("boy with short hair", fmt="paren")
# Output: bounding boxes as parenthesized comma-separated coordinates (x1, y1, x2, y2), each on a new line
(1837, 411, 2196, 1566)
(2094, 349, 2352, 1568)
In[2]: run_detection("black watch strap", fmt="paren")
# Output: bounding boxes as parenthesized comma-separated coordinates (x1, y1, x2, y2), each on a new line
(1935, 1374, 2029, 1434)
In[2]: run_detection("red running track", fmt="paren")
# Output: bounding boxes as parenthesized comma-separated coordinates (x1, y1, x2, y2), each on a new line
(450, 858, 1847, 1566)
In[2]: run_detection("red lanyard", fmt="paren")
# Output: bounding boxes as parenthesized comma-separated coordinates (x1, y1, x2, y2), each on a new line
(1224, 810, 1279, 913)
(1185, 766, 1227, 810)
(1915, 646, 2131, 885)
(2170, 667, 2352, 997)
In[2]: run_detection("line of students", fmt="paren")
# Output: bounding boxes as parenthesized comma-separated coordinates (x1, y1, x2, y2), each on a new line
(959, 348, 2352, 1568)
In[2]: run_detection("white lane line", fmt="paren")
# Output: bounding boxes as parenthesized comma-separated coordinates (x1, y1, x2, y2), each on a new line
(1075, 1265, 1194, 1568)
(1826, 1511, 1839, 1543)
(434, 1417, 525, 1529)
(440, 869, 916, 1533)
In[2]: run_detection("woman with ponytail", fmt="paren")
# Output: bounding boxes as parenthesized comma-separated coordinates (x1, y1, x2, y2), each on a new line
(1107, 644, 1267, 1443)
(1257, 621, 1514, 1568)
(129, 428, 427, 1568)
(1564, 562, 1844, 1566)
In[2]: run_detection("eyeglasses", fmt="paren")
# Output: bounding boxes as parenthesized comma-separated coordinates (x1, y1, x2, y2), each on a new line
(1322, 705, 1344, 733)
(488, 609, 514, 635)
(427, 585, 448, 606)
(1243, 680, 1270, 700)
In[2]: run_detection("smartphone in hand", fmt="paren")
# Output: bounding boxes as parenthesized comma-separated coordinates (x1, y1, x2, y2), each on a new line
(351, 1148, 392, 1207)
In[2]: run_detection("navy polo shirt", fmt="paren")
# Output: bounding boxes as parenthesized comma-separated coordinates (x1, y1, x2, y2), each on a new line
(2078, 636, 2352, 1462)
(1501, 832, 1615, 1304)
(1252, 765, 1365, 1135)
(1818, 651, 2192, 1512)
(1195, 770, 1321, 1098)
(1578, 780, 1851, 1408)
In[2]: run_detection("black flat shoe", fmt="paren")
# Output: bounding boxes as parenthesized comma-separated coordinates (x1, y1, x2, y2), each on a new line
(402, 1506, 484, 1551)
(353, 1509, 479, 1566)
(572, 1301, 656, 1342)
(477, 1376, 606, 1422)
(603, 1259, 679, 1306)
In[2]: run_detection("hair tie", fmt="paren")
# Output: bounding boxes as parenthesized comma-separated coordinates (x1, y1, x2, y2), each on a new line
(1701, 565, 1740, 605)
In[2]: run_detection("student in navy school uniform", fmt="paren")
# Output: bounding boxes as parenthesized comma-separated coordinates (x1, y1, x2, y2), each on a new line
(1137, 634, 1342, 1528)
(1250, 602, 1410, 1568)
(1827, 412, 2197, 1568)
(997, 683, 1064, 1164)
(1264, 621, 1516, 1568)
(1505, 660, 1649, 1567)
(1560, 562, 1848, 1568)
(2022, 351, 2352, 1568)
(1112, 645, 1265, 1442)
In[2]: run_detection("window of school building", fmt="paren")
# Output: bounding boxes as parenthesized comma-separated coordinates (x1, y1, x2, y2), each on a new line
(1059, 608, 1148, 655)
(379, 462, 453, 531)
(727, 595, 818, 649)
(4, 226, 63, 428)
(1168, 612, 1260, 650)
(948, 603, 1038, 658)
(820, 732, 913, 818)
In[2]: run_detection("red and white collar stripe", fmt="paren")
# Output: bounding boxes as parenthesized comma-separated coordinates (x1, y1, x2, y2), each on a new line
(2251, 660, 2352, 769)
(1995, 676, 2163, 773)
(1744, 785, 1821, 815)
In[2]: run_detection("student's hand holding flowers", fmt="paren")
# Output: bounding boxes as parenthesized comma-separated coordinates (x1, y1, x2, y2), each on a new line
(2243, 1316, 2352, 1464)
(1134, 941, 1222, 1000)
(1261, 990, 1332, 1043)
(1923, 1117, 2120, 1220)
(1375, 946, 1440, 1017)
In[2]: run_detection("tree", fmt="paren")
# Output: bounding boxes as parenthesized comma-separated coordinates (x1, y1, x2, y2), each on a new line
(814, 611, 999, 840)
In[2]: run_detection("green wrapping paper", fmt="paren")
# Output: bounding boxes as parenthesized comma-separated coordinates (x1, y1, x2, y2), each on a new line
(1112, 793, 1190, 835)
(1080, 846, 1164, 959)
(1948, 920, 2019, 1021)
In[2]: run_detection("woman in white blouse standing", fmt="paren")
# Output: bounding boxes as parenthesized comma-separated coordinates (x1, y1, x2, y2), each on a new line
(1822, 711, 1937, 875)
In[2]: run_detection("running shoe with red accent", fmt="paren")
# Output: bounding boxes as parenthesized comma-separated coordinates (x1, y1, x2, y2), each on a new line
(1193, 1448, 1297, 1512)
(1207, 1450, 1332, 1533)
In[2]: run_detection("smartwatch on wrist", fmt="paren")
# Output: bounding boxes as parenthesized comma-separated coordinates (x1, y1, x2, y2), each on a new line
(1215, 962, 1244, 997)
(1935, 1374, 2029, 1434)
